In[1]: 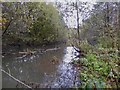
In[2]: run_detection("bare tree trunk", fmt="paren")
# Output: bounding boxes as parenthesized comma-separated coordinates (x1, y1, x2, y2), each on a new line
(76, 0, 80, 43)
(118, 2, 120, 49)
(106, 2, 109, 28)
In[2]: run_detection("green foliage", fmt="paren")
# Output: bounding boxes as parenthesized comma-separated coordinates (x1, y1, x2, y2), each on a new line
(29, 2, 63, 44)
(78, 40, 93, 53)
(98, 36, 115, 48)
(73, 47, 120, 88)
(74, 3, 120, 88)
(2, 2, 66, 46)
(80, 53, 117, 88)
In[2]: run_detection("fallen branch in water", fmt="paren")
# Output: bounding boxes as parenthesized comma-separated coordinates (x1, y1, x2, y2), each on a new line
(45, 47, 60, 52)
(72, 45, 86, 57)
(1, 68, 32, 89)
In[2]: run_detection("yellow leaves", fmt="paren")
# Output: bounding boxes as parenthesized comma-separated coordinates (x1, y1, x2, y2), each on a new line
(0, 18, 8, 29)
(0, 18, 7, 23)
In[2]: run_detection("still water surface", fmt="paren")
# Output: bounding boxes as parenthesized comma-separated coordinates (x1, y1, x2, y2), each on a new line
(2, 45, 80, 88)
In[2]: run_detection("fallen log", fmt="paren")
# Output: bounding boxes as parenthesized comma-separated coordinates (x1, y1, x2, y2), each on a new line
(19, 51, 36, 54)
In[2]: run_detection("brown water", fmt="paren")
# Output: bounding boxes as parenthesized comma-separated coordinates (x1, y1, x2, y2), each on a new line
(2, 45, 80, 88)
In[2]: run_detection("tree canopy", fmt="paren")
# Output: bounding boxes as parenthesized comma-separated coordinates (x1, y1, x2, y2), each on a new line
(2, 2, 66, 46)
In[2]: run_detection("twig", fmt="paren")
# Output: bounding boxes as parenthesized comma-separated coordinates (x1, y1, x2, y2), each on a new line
(1, 68, 33, 89)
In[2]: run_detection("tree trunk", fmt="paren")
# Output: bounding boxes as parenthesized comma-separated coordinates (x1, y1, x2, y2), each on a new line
(76, 0, 80, 42)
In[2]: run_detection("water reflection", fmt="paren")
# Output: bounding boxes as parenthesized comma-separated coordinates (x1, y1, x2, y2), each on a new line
(51, 46, 80, 88)
(2, 46, 80, 88)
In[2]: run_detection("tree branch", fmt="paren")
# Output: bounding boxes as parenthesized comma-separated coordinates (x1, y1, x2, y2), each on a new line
(1, 68, 32, 89)
(2, 18, 13, 36)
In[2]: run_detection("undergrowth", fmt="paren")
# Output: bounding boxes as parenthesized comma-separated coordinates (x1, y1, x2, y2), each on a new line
(73, 42, 120, 88)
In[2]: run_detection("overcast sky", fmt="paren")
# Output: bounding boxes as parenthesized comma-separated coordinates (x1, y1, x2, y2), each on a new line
(45, 0, 96, 3)
(46, 0, 96, 28)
